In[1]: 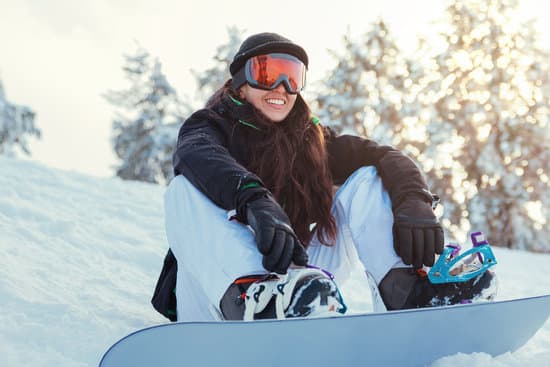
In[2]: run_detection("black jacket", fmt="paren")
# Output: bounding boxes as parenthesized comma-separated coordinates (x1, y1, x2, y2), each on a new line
(173, 96, 431, 213)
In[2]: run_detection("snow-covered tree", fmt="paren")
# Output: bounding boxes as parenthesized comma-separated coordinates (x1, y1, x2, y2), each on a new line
(105, 48, 189, 184)
(315, 20, 424, 146)
(192, 26, 244, 104)
(421, 0, 550, 251)
(0, 80, 41, 156)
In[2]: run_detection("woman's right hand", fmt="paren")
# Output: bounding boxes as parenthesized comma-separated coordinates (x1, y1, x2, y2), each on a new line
(245, 195, 309, 274)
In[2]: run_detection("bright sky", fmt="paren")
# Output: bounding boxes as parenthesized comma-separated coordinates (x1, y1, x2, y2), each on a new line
(1, 0, 548, 177)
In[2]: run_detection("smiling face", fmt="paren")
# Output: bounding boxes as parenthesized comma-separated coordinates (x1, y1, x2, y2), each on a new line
(239, 83, 297, 122)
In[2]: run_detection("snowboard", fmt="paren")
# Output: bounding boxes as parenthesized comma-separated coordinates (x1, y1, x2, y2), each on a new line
(100, 294, 550, 367)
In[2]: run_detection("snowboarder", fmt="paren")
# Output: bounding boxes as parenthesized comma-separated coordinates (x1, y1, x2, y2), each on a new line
(159, 32, 495, 321)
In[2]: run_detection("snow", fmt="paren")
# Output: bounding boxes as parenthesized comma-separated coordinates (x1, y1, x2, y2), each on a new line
(1, 156, 549, 367)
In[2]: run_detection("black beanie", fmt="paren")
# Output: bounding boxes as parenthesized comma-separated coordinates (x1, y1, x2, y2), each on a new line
(229, 32, 309, 76)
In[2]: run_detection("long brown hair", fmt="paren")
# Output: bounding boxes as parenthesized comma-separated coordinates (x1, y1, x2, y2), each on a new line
(207, 82, 337, 246)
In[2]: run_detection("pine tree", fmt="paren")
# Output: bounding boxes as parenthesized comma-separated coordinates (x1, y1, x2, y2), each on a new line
(315, 20, 423, 146)
(191, 26, 244, 104)
(422, 0, 550, 251)
(105, 48, 189, 184)
(0, 80, 41, 156)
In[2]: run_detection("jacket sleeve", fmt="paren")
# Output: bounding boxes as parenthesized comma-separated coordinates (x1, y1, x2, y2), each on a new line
(173, 110, 264, 210)
(324, 127, 433, 209)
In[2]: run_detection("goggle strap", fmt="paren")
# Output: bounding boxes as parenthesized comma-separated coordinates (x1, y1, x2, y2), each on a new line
(232, 67, 247, 91)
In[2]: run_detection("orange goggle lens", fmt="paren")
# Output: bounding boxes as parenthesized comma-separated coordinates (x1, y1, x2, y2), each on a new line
(245, 53, 306, 94)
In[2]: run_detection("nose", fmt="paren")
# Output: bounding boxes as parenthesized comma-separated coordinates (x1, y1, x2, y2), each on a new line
(273, 82, 288, 94)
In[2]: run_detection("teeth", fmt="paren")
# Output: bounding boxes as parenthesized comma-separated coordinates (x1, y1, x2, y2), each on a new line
(266, 98, 285, 105)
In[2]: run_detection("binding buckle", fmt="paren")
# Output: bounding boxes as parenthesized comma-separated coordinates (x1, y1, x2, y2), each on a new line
(428, 231, 497, 284)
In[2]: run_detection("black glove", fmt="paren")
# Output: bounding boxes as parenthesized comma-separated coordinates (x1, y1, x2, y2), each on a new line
(393, 195, 444, 268)
(244, 194, 309, 274)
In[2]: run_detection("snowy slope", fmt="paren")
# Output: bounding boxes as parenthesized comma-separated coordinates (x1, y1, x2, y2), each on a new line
(0, 157, 549, 367)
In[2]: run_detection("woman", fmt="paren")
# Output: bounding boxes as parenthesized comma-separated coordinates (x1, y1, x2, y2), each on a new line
(161, 32, 494, 321)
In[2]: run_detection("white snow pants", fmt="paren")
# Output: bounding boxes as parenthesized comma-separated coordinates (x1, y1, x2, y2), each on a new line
(164, 166, 407, 321)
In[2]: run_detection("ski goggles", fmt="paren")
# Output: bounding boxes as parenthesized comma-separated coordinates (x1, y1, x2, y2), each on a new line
(232, 53, 307, 94)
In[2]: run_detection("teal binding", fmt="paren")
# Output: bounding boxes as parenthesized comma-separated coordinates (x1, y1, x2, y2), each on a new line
(428, 232, 497, 284)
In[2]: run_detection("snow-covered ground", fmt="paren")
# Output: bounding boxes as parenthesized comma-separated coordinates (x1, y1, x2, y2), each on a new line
(1, 157, 549, 367)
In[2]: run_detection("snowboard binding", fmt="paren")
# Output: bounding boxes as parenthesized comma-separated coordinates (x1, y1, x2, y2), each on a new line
(220, 266, 347, 321)
(379, 231, 498, 310)
(428, 231, 497, 284)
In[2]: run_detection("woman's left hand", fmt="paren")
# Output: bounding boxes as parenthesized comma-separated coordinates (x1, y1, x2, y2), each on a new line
(392, 197, 444, 268)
